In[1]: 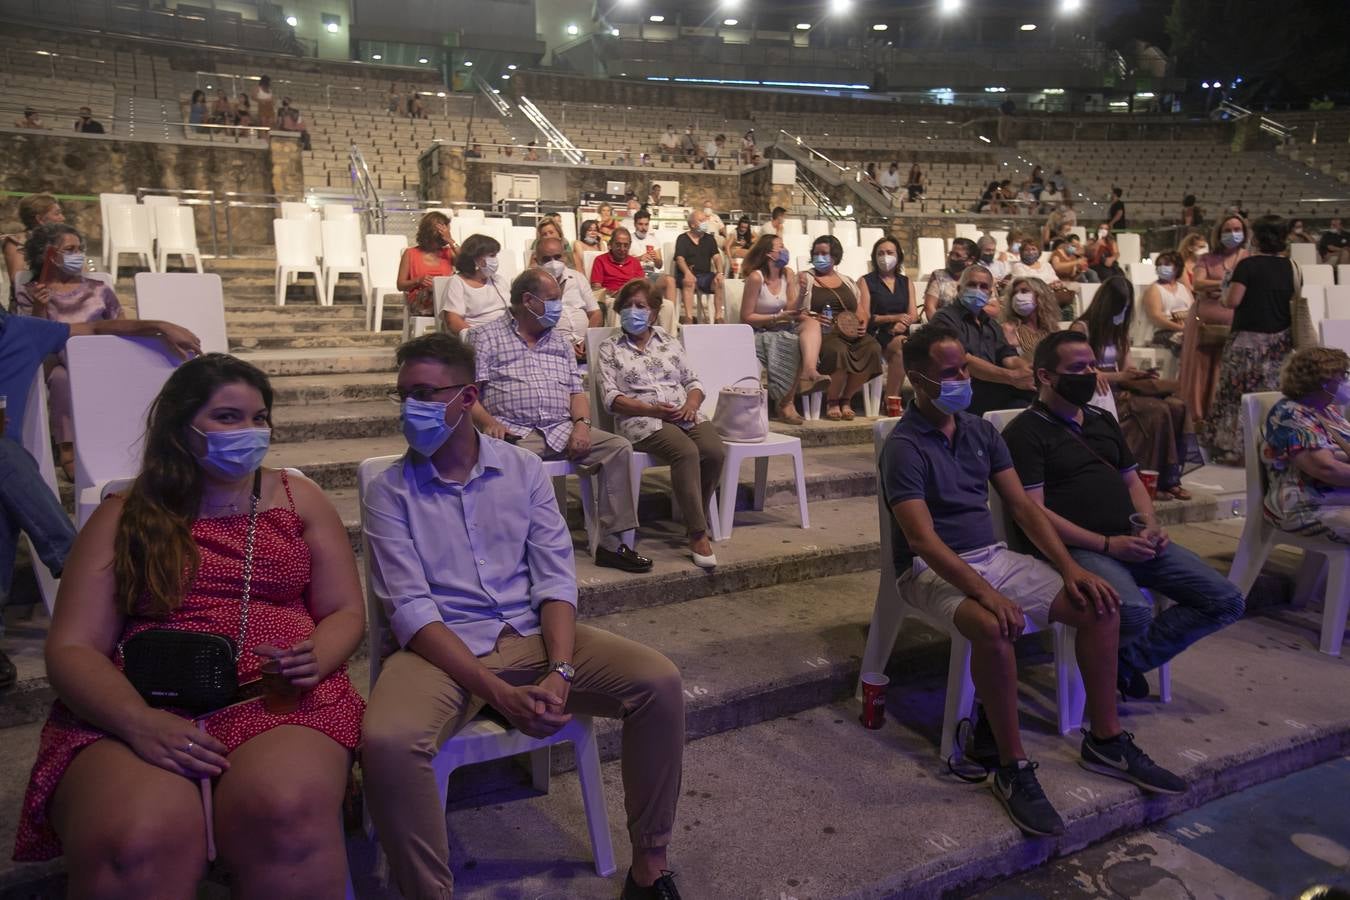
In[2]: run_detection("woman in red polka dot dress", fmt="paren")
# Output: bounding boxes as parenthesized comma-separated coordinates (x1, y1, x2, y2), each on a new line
(13, 354, 366, 899)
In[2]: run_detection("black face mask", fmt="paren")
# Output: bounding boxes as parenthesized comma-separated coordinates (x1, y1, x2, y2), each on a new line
(1052, 371, 1098, 407)
(979, 252, 995, 265)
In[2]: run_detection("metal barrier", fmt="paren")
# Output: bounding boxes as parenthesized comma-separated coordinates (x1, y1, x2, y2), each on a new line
(135, 187, 221, 258)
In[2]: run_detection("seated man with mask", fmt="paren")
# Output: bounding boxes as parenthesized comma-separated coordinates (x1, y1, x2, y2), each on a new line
(467, 268, 652, 573)
(929, 264, 1037, 416)
(534, 234, 601, 361)
(361, 331, 686, 900)
(884, 323, 1184, 839)
(1002, 331, 1245, 699)
(592, 225, 676, 306)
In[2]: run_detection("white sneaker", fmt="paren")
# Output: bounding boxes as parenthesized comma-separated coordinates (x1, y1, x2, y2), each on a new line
(691, 550, 717, 569)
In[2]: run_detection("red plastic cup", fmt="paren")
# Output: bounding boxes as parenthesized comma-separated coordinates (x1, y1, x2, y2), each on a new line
(1139, 469, 1159, 500)
(859, 672, 889, 729)
(885, 395, 903, 417)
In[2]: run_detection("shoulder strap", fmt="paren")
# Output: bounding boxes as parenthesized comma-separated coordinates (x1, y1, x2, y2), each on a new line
(1030, 406, 1123, 474)
(279, 469, 297, 512)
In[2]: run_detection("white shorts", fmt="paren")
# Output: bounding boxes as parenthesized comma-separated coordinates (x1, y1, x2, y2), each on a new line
(898, 543, 1063, 625)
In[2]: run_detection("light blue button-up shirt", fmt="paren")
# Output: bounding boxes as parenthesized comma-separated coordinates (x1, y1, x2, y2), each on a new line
(362, 434, 578, 655)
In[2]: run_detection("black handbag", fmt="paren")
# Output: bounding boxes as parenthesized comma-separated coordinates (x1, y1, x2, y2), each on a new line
(121, 470, 261, 715)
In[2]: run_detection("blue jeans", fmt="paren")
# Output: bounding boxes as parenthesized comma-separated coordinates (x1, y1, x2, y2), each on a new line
(0, 437, 76, 634)
(1068, 542, 1245, 678)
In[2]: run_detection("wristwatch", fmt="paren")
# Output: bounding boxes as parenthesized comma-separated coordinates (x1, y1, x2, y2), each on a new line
(571, 416, 592, 426)
(550, 661, 576, 683)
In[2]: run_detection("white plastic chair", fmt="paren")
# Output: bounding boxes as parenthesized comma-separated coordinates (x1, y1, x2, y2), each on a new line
(1326, 286, 1350, 321)
(280, 200, 314, 220)
(1227, 391, 1350, 656)
(365, 233, 408, 332)
(1302, 264, 1335, 287)
(20, 366, 62, 614)
(321, 203, 355, 220)
(1291, 243, 1319, 267)
(585, 327, 720, 543)
(1337, 264, 1350, 286)
(954, 223, 981, 242)
(454, 207, 484, 223)
(679, 324, 809, 540)
(107, 203, 156, 274)
(134, 273, 228, 354)
(321, 218, 369, 307)
(1116, 232, 1142, 266)
(355, 456, 616, 878)
(273, 218, 325, 306)
(805, 218, 828, 238)
(99, 193, 137, 267)
(832, 220, 859, 247)
(858, 226, 884, 250)
(917, 237, 946, 279)
(779, 218, 804, 238)
(152, 206, 204, 273)
(1321, 319, 1350, 353)
(67, 336, 181, 526)
(855, 418, 1086, 759)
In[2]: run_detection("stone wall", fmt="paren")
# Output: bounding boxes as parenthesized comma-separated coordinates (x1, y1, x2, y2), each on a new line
(463, 160, 740, 210)
(418, 144, 468, 205)
(738, 163, 794, 218)
(0, 129, 277, 250)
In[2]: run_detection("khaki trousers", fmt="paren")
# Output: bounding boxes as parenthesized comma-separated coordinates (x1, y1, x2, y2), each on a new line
(633, 422, 725, 536)
(518, 428, 639, 540)
(361, 624, 685, 900)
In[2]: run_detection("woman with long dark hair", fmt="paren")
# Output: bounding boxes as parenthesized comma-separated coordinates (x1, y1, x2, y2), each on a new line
(15, 354, 365, 896)
(396, 210, 458, 319)
(1072, 277, 1194, 499)
(740, 234, 825, 423)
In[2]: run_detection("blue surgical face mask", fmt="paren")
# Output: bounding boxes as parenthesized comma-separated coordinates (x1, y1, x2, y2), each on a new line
(812, 254, 833, 272)
(918, 373, 973, 415)
(1221, 230, 1244, 249)
(1156, 264, 1176, 281)
(401, 392, 466, 456)
(774, 248, 791, 267)
(620, 306, 651, 335)
(527, 293, 563, 329)
(59, 252, 86, 275)
(959, 287, 990, 314)
(1112, 304, 1130, 326)
(192, 426, 271, 481)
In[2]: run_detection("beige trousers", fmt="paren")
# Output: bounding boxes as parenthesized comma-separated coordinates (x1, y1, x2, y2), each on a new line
(518, 427, 639, 540)
(361, 624, 685, 900)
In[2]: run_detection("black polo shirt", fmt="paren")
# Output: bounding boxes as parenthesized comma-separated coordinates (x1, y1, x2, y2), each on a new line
(930, 303, 1017, 367)
(675, 232, 717, 275)
(880, 407, 1013, 571)
(1003, 401, 1138, 538)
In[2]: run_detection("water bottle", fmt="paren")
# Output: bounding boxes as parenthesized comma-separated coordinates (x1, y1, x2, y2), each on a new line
(822, 303, 834, 334)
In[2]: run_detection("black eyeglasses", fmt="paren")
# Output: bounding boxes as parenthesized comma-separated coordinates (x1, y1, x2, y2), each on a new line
(387, 384, 468, 404)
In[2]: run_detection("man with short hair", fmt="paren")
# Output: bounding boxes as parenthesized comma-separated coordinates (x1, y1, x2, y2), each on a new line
(673, 210, 725, 324)
(762, 206, 787, 237)
(1318, 217, 1350, 266)
(465, 143, 483, 159)
(467, 269, 651, 572)
(591, 225, 675, 308)
(534, 235, 600, 360)
(930, 264, 1036, 416)
(658, 124, 679, 161)
(923, 236, 978, 319)
(361, 331, 685, 900)
(880, 162, 901, 196)
(883, 323, 1184, 838)
(73, 106, 104, 134)
(1003, 331, 1245, 698)
(679, 126, 699, 162)
(977, 235, 1009, 284)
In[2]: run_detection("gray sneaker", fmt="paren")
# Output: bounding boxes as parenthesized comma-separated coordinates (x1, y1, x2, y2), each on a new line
(1080, 730, 1188, 795)
(992, 760, 1065, 837)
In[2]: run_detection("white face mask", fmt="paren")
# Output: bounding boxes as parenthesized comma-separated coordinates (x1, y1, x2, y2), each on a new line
(1013, 291, 1037, 316)
(877, 253, 897, 272)
(1195, 245, 1210, 256)
(480, 256, 499, 275)
(542, 258, 565, 279)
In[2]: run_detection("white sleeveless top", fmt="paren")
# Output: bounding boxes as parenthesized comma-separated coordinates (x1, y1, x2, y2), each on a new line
(754, 274, 788, 315)
(1154, 281, 1193, 318)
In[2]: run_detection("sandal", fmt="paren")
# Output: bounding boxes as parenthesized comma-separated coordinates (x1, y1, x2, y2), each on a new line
(825, 399, 843, 421)
(840, 404, 855, 421)
(799, 374, 831, 394)
(1163, 486, 1192, 501)
(777, 404, 805, 425)
(679, 315, 693, 325)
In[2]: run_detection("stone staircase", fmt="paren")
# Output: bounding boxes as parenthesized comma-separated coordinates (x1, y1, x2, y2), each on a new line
(3, 258, 1346, 899)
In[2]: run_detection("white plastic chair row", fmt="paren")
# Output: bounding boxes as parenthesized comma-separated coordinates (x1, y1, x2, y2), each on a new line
(274, 218, 326, 306)
(1228, 391, 1350, 656)
(134, 273, 228, 354)
(356, 455, 617, 880)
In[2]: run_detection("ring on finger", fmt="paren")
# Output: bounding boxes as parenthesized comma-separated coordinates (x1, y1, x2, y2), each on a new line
(185, 740, 195, 754)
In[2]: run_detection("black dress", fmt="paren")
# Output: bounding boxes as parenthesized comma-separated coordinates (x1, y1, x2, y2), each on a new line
(862, 270, 910, 348)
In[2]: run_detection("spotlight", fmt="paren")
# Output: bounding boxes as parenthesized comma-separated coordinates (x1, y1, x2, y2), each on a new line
(501, 74, 510, 80)
(418, 57, 429, 64)
(649, 14, 664, 22)
(507, 64, 517, 70)
(1060, 0, 1083, 11)
(939, 0, 961, 13)
(829, 0, 852, 13)
(371, 53, 381, 60)
(285, 15, 297, 26)
(464, 60, 474, 66)
(325, 21, 339, 33)
(611, 28, 620, 36)
(872, 23, 887, 31)
(795, 22, 811, 30)
(723, 18, 738, 26)
(566, 23, 579, 35)
(1201, 81, 1210, 88)
(1020, 23, 1037, 31)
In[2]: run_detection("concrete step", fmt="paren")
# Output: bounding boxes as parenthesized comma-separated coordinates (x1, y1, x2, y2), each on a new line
(269, 372, 394, 405)
(230, 332, 400, 351)
(231, 347, 396, 377)
(224, 308, 367, 326)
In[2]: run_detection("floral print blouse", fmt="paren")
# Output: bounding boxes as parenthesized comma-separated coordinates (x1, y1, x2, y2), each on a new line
(597, 326, 707, 443)
(1261, 397, 1350, 530)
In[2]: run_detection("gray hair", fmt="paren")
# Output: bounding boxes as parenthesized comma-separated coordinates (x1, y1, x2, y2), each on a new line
(510, 267, 557, 306)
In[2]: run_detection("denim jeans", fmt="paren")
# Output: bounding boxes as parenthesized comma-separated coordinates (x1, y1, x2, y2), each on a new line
(0, 437, 76, 635)
(1068, 542, 1246, 678)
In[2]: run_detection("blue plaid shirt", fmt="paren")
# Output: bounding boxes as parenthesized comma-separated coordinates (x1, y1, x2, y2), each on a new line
(465, 313, 584, 453)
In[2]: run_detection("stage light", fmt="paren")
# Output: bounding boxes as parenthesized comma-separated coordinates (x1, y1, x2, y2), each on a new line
(325, 21, 339, 33)
(830, 0, 852, 13)
(418, 57, 429, 64)
(566, 23, 579, 35)
(723, 18, 738, 26)
(508, 64, 517, 70)
(649, 14, 665, 22)
(796, 22, 811, 30)
(464, 60, 474, 66)
(1020, 23, 1037, 31)
(285, 15, 297, 26)
(939, 0, 961, 13)
(872, 23, 887, 31)
(371, 53, 382, 60)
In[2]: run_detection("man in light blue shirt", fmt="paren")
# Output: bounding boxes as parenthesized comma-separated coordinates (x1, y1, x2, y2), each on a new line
(361, 332, 686, 900)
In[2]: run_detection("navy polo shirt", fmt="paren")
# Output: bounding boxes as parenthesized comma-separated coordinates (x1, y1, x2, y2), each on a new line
(880, 405, 1013, 571)
(0, 308, 70, 442)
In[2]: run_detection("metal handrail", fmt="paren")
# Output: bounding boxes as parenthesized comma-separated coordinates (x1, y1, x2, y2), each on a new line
(776, 129, 850, 175)
(349, 143, 386, 233)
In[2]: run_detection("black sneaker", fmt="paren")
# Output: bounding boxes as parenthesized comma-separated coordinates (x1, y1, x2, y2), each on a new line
(595, 543, 654, 573)
(620, 869, 681, 900)
(992, 760, 1065, 837)
(1080, 730, 1188, 795)
(1117, 668, 1150, 701)
(0, 648, 15, 692)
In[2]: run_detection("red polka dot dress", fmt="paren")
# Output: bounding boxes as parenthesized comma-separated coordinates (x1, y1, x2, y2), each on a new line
(14, 472, 365, 862)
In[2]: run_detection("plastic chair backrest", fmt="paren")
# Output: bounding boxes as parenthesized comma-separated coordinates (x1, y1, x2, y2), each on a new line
(989, 230, 1009, 251)
(322, 203, 355, 220)
(1291, 243, 1319, 267)
(1243, 392, 1281, 527)
(1304, 285, 1327, 334)
(836, 249, 867, 282)
(832, 220, 858, 246)
(858, 226, 884, 249)
(917, 237, 946, 279)
(134, 273, 228, 354)
(66, 335, 181, 498)
(357, 453, 404, 687)
(982, 407, 1026, 550)
(557, 211, 577, 242)
(805, 219, 828, 237)
(274, 218, 318, 265)
(280, 201, 313, 220)
(110, 203, 152, 246)
(678, 323, 758, 418)
(1303, 264, 1335, 287)
(585, 326, 621, 432)
(583, 250, 603, 277)
(873, 417, 901, 585)
(1117, 232, 1142, 266)
(723, 277, 746, 323)
(153, 205, 197, 249)
(365, 234, 408, 286)
(432, 275, 454, 317)
(321, 218, 363, 267)
(1325, 285, 1350, 320)
(780, 218, 804, 237)
(783, 234, 811, 264)
(954, 223, 980, 242)
(141, 195, 179, 207)
(21, 363, 58, 496)
(456, 208, 486, 223)
(1321, 318, 1350, 353)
